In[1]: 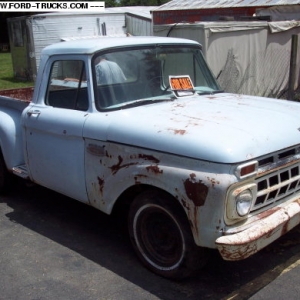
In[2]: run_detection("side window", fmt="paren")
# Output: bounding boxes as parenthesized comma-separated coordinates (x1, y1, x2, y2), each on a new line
(45, 60, 89, 111)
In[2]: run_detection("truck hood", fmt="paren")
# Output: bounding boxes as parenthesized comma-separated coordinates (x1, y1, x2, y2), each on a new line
(105, 93, 300, 163)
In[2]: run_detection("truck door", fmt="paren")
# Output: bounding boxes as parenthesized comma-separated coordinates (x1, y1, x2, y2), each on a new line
(23, 58, 90, 203)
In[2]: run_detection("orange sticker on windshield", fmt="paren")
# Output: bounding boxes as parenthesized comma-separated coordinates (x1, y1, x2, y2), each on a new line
(169, 75, 195, 97)
(170, 75, 194, 91)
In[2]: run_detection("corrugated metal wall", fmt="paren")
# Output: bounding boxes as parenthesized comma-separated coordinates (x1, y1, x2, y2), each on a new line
(126, 14, 152, 36)
(31, 14, 126, 73)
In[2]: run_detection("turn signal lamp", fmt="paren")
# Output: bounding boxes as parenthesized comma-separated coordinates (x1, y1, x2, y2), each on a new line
(235, 161, 258, 179)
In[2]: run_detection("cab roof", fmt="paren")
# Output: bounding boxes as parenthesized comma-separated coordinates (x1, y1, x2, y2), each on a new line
(41, 36, 200, 56)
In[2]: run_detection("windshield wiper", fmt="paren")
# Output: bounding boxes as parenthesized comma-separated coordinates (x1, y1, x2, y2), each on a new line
(115, 98, 175, 109)
(197, 89, 224, 95)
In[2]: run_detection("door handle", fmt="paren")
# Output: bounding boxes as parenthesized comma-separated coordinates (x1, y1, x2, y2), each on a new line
(27, 109, 41, 116)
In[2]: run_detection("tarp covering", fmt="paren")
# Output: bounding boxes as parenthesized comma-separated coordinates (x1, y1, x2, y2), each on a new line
(153, 21, 300, 98)
(268, 20, 300, 33)
(256, 5, 300, 21)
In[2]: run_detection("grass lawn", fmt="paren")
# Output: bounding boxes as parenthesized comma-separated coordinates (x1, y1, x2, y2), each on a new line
(0, 52, 33, 90)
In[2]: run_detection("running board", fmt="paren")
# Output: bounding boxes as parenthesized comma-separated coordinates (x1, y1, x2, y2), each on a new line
(12, 165, 29, 179)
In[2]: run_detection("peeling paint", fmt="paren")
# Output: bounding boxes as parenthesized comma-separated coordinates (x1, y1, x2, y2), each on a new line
(97, 176, 104, 194)
(184, 173, 208, 206)
(175, 185, 200, 239)
(216, 197, 300, 261)
(207, 176, 220, 188)
(146, 165, 163, 174)
(174, 129, 186, 135)
(109, 155, 138, 175)
(257, 207, 281, 220)
(134, 154, 160, 164)
(219, 243, 258, 261)
(181, 198, 190, 210)
(87, 143, 105, 156)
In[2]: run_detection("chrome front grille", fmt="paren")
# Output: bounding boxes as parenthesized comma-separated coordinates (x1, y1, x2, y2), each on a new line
(251, 146, 300, 212)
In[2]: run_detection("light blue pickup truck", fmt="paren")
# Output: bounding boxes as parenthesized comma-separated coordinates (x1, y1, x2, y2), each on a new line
(1, 36, 300, 279)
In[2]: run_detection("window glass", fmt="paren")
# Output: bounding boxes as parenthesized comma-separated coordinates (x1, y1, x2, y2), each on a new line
(93, 46, 220, 111)
(46, 60, 88, 111)
(94, 52, 137, 85)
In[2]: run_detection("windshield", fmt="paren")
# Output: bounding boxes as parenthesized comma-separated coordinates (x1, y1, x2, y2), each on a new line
(93, 45, 221, 111)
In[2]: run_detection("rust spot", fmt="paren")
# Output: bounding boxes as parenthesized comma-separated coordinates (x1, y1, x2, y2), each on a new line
(257, 207, 281, 220)
(174, 129, 186, 135)
(110, 155, 123, 173)
(87, 144, 105, 156)
(173, 103, 185, 108)
(0, 87, 34, 102)
(134, 174, 147, 184)
(174, 185, 200, 237)
(139, 154, 160, 164)
(181, 197, 199, 237)
(207, 96, 217, 100)
(219, 243, 258, 261)
(109, 156, 138, 175)
(207, 177, 220, 188)
(190, 173, 196, 180)
(181, 199, 190, 210)
(105, 150, 112, 158)
(184, 174, 208, 206)
(97, 176, 104, 194)
(146, 165, 163, 174)
(134, 154, 160, 164)
(216, 219, 222, 230)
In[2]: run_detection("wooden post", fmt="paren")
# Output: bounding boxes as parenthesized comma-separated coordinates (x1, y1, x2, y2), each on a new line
(288, 34, 298, 100)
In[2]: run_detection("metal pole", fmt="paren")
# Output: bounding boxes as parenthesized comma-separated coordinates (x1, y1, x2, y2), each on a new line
(288, 34, 298, 100)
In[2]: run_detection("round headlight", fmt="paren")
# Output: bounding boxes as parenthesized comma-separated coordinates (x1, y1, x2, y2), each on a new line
(236, 189, 253, 216)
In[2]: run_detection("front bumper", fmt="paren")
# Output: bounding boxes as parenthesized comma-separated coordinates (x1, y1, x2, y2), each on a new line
(216, 197, 300, 261)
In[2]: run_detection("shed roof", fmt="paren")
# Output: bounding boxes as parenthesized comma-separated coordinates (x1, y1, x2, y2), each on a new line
(154, 0, 300, 11)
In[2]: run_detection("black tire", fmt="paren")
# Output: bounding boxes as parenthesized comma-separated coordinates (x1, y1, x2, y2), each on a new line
(128, 190, 209, 280)
(0, 151, 12, 193)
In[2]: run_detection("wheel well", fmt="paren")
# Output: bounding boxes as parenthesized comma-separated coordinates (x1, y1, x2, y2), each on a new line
(111, 184, 151, 216)
(111, 184, 188, 225)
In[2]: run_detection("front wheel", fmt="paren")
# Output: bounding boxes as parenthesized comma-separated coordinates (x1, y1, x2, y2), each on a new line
(128, 190, 209, 279)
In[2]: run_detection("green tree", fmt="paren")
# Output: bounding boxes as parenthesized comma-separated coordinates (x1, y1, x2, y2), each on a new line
(105, 0, 119, 7)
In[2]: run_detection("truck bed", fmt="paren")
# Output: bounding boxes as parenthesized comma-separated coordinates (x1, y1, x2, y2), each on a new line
(0, 87, 33, 111)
